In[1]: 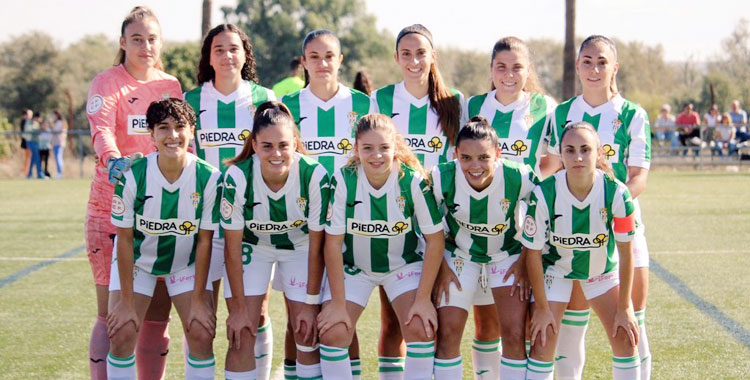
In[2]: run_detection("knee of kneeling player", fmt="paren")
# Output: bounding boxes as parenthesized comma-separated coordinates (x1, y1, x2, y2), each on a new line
(319, 324, 353, 348)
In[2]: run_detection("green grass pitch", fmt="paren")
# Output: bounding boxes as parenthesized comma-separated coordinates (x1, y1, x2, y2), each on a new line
(0, 171, 749, 379)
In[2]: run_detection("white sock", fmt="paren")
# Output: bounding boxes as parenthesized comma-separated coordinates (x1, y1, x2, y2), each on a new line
(635, 309, 651, 380)
(526, 358, 554, 380)
(404, 341, 434, 380)
(350, 358, 361, 380)
(186, 354, 216, 380)
(471, 338, 500, 380)
(284, 360, 298, 380)
(106, 352, 135, 380)
(555, 309, 590, 380)
(612, 355, 641, 380)
(296, 362, 322, 380)
(500, 356, 527, 380)
(225, 369, 256, 380)
(320, 345, 352, 380)
(525, 340, 531, 357)
(255, 322, 273, 380)
(378, 356, 404, 380)
(434, 356, 462, 380)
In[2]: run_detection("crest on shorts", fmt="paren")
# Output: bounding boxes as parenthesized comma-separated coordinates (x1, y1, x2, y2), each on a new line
(397, 195, 406, 214)
(454, 257, 464, 276)
(612, 118, 622, 133)
(348, 111, 358, 129)
(501, 198, 510, 214)
(544, 274, 554, 289)
(191, 192, 201, 209)
(524, 114, 536, 126)
(297, 197, 307, 213)
(600, 207, 608, 225)
(220, 198, 234, 220)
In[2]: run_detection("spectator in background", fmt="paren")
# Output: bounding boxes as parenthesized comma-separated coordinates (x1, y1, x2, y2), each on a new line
(19, 109, 33, 176)
(352, 70, 373, 95)
(654, 104, 677, 149)
(272, 56, 305, 98)
(23, 111, 43, 178)
(729, 100, 750, 144)
(712, 112, 737, 156)
(51, 110, 67, 179)
(676, 103, 701, 155)
(38, 116, 52, 178)
(703, 104, 721, 143)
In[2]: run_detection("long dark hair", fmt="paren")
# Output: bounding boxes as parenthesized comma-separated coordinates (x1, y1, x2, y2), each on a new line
(396, 24, 460, 145)
(225, 101, 306, 166)
(114, 6, 164, 70)
(455, 116, 499, 149)
(489, 37, 545, 95)
(301, 29, 341, 88)
(353, 71, 373, 95)
(197, 24, 258, 85)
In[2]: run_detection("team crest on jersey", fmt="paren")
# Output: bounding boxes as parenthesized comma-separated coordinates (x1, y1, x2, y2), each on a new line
(524, 114, 536, 126)
(347, 219, 411, 237)
(297, 197, 307, 213)
(600, 207, 608, 225)
(111, 195, 125, 216)
(612, 118, 623, 133)
(220, 198, 234, 220)
(550, 232, 609, 249)
(523, 215, 537, 237)
(348, 111, 359, 128)
(454, 257, 464, 276)
(86, 95, 104, 115)
(248, 104, 257, 115)
(397, 195, 406, 214)
(136, 215, 200, 236)
(501, 198, 510, 214)
(191, 192, 201, 209)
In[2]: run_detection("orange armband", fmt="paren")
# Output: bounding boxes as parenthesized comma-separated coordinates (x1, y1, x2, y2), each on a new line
(613, 214, 635, 233)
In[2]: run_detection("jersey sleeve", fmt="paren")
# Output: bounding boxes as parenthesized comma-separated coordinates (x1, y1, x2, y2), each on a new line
(220, 165, 247, 231)
(307, 164, 331, 232)
(429, 166, 445, 206)
(111, 170, 136, 228)
(612, 182, 636, 242)
(411, 173, 443, 235)
(626, 107, 652, 170)
(200, 169, 222, 231)
(456, 91, 468, 127)
(543, 95, 559, 143)
(325, 171, 347, 235)
(519, 187, 549, 251)
(547, 115, 562, 155)
(87, 73, 121, 166)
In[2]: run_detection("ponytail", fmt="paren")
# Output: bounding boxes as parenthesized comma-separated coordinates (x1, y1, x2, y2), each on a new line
(578, 35, 619, 96)
(115, 6, 164, 70)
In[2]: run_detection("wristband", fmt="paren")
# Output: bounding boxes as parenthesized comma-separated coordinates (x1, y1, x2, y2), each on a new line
(304, 293, 321, 305)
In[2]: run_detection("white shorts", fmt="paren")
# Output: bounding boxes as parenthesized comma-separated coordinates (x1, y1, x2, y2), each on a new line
(440, 253, 521, 311)
(536, 270, 619, 304)
(109, 257, 211, 297)
(224, 245, 308, 303)
(632, 199, 649, 268)
(321, 261, 422, 308)
(209, 237, 225, 283)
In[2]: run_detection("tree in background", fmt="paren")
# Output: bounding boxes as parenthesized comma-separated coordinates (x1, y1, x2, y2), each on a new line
(202, 0, 213, 39)
(562, 0, 576, 99)
(162, 41, 202, 91)
(221, 0, 392, 86)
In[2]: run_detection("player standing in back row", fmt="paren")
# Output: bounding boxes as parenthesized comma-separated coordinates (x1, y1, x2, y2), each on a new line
(184, 23, 277, 380)
(85, 7, 182, 379)
(547, 35, 651, 380)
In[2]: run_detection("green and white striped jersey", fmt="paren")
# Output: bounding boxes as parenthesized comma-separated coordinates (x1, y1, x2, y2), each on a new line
(282, 85, 376, 175)
(184, 80, 276, 172)
(111, 153, 222, 275)
(220, 153, 330, 252)
(548, 94, 651, 182)
(326, 163, 443, 274)
(372, 82, 466, 170)
(466, 91, 556, 175)
(520, 170, 635, 279)
(431, 160, 537, 263)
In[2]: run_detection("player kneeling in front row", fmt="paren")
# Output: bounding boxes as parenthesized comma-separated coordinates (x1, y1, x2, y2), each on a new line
(107, 98, 221, 380)
(221, 101, 330, 380)
(317, 114, 445, 380)
(522, 122, 640, 380)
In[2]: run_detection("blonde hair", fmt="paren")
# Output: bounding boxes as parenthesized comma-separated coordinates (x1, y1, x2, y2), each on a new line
(559, 121, 614, 177)
(345, 114, 429, 182)
(114, 6, 164, 70)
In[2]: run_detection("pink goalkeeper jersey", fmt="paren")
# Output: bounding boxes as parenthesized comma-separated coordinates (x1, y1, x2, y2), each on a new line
(86, 64, 182, 168)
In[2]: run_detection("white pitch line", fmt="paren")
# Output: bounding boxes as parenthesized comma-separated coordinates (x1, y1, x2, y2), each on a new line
(0, 257, 88, 262)
(651, 249, 749, 255)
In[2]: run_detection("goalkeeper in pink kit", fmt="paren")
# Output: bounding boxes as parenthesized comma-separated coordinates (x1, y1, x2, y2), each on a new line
(85, 6, 182, 380)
